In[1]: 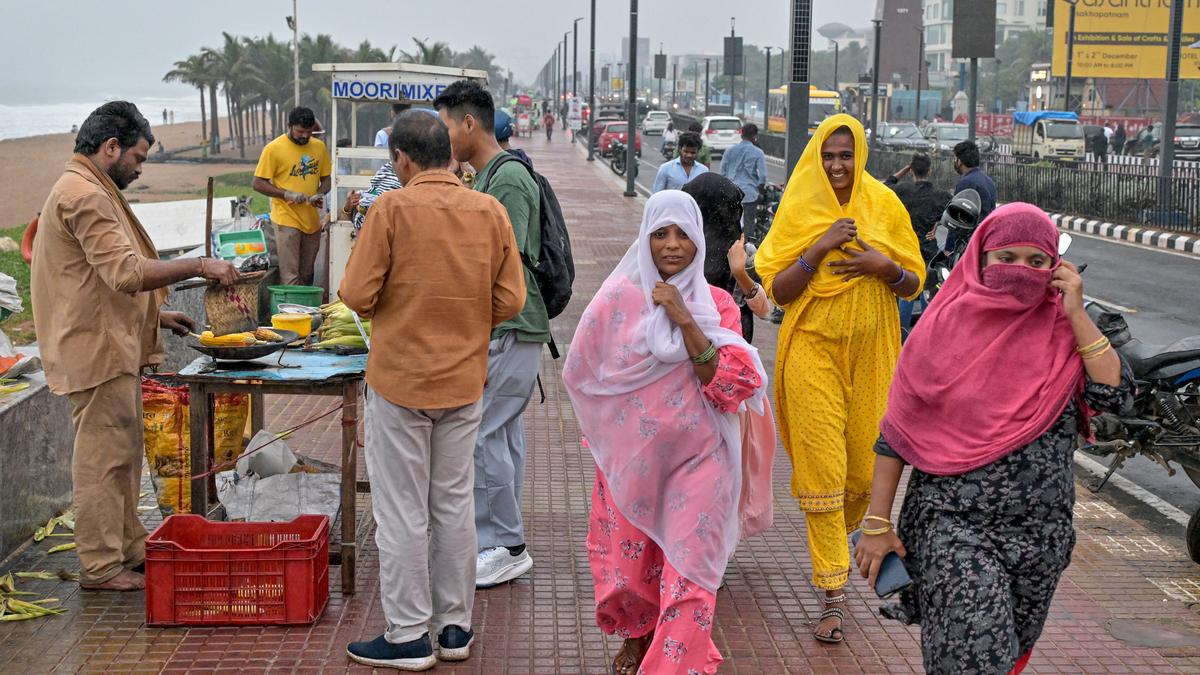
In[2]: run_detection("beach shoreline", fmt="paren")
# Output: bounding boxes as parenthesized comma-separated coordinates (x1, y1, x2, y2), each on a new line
(0, 117, 266, 228)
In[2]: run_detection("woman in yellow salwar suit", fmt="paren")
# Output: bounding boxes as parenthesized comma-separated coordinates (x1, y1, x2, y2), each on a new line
(756, 115, 925, 644)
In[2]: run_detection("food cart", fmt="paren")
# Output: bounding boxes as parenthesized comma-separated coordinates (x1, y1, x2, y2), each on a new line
(311, 62, 489, 294)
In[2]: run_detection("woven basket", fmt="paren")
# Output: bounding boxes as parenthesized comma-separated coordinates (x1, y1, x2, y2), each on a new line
(204, 271, 267, 335)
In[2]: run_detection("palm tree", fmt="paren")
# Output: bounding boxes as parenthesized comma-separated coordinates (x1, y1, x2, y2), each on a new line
(454, 45, 502, 82)
(203, 32, 257, 158)
(400, 38, 454, 67)
(162, 55, 210, 146)
(351, 40, 395, 64)
(299, 33, 349, 124)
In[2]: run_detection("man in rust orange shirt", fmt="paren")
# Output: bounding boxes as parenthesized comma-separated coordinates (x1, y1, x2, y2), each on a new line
(339, 111, 525, 670)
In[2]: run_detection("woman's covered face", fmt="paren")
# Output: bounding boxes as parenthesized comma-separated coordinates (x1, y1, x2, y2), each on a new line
(982, 246, 1053, 270)
(821, 131, 855, 194)
(649, 224, 697, 279)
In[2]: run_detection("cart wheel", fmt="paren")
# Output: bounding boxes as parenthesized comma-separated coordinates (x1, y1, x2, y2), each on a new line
(1188, 506, 1200, 564)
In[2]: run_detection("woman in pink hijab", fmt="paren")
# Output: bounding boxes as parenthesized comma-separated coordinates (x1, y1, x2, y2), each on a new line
(564, 190, 768, 674)
(854, 203, 1130, 674)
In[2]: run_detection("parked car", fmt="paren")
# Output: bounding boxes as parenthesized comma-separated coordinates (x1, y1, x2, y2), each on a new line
(598, 122, 642, 157)
(876, 123, 932, 152)
(590, 113, 625, 147)
(923, 123, 971, 154)
(641, 110, 672, 135)
(700, 116, 743, 156)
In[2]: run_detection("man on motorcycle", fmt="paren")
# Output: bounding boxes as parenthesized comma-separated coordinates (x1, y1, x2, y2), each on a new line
(660, 122, 678, 156)
(947, 140, 996, 251)
(885, 153, 951, 334)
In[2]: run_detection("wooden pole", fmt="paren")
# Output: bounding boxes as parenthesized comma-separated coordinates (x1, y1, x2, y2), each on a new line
(204, 177, 214, 259)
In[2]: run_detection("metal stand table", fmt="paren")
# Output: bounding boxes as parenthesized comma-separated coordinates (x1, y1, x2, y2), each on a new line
(177, 350, 366, 594)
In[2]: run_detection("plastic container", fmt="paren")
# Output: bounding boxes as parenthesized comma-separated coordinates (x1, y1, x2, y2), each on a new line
(144, 514, 329, 626)
(215, 230, 267, 260)
(272, 312, 312, 338)
(268, 285, 323, 316)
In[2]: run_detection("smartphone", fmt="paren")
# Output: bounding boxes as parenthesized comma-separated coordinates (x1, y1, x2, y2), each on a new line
(850, 529, 913, 599)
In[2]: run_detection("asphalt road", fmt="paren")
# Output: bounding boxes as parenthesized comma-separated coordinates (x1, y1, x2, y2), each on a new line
(607, 141, 1200, 519)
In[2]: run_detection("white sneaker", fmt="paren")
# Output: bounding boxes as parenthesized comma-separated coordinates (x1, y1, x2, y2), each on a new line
(475, 546, 533, 588)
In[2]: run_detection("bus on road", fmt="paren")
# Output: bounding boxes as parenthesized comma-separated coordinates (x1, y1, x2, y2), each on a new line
(767, 84, 841, 134)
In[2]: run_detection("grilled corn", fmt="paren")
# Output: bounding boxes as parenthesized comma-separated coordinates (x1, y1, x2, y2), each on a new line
(254, 328, 283, 342)
(199, 331, 257, 347)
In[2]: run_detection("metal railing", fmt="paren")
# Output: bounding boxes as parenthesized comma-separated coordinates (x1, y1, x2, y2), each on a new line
(867, 149, 1200, 233)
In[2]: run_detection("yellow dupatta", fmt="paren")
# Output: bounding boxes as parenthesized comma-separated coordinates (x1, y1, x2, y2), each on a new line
(755, 114, 925, 307)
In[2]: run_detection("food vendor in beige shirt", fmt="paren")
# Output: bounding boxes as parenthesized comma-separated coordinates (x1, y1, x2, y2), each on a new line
(30, 102, 238, 591)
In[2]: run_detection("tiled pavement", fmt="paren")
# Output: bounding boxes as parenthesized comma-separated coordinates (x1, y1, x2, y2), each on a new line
(4, 134, 1200, 674)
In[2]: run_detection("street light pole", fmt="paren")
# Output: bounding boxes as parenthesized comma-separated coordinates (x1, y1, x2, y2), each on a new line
(915, 26, 924, 123)
(625, 0, 639, 198)
(764, 47, 773, 129)
(1064, 0, 1078, 112)
(291, 0, 300, 107)
(786, 0, 814, 175)
(573, 17, 583, 102)
(870, 19, 883, 143)
(730, 18, 738, 118)
(588, 0, 597, 161)
(705, 59, 711, 115)
(1160, 0, 1184, 207)
(672, 62, 678, 108)
(833, 40, 840, 92)
(563, 33, 570, 129)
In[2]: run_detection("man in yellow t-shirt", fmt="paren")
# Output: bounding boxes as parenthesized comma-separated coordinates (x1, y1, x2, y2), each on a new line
(253, 106, 331, 285)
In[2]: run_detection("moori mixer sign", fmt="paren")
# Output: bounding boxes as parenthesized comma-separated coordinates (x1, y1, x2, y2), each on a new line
(1051, 0, 1200, 79)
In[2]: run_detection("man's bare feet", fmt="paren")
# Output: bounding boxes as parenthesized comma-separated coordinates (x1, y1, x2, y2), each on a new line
(80, 569, 144, 591)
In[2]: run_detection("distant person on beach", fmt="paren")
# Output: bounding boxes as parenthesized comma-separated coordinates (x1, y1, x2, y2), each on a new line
(162, 109, 167, 124)
(253, 106, 331, 286)
(340, 110, 525, 670)
(70, 124, 78, 133)
(375, 103, 412, 148)
(32, 100, 238, 592)
(169, 110, 174, 125)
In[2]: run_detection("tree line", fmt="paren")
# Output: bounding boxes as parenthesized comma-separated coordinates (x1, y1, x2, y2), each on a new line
(163, 34, 508, 156)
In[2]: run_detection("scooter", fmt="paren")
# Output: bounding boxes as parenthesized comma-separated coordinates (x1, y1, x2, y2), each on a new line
(1080, 302, 1200, 562)
(609, 139, 639, 177)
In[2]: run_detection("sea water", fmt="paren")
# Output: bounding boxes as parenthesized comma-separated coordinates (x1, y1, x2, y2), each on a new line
(0, 96, 205, 141)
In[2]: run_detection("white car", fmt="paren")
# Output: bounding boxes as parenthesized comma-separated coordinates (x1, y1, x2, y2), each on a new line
(641, 111, 672, 135)
(700, 116, 743, 155)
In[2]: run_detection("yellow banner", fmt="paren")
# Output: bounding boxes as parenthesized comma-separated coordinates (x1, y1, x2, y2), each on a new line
(1051, 0, 1200, 79)
(611, 77, 625, 90)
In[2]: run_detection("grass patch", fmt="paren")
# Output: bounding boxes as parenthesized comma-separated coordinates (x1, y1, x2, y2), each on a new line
(0, 223, 35, 345)
(209, 171, 270, 215)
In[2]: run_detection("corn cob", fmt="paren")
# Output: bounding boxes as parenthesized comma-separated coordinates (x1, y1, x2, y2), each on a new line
(200, 331, 257, 347)
(254, 328, 283, 342)
(314, 335, 367, 350)
(47, 542, 76, 554)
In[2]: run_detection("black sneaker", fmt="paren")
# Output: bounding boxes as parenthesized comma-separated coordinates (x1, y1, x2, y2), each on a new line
(437, 625, 475, 662)
(346, 633, 436, 671)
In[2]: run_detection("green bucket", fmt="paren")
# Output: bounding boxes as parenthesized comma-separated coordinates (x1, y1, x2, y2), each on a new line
(268, 285, 324, 316)
(0, 308, 10, 322)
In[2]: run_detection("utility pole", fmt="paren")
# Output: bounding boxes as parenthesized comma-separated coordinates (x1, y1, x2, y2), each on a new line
(705, 59, 711, 114)
(969, 58, 978, 141)
(658, 44, 665, 109)
(588, 0, 597, 161)
(672, 62, 678, 109)
(563, 33, 570, 129)
(291, 0, 300, 108)
(573, 17, 583, 102)
(915, 26, 924, 122)
(1064, 0, 1078, 112)
(764, 47, 773, 129)
(1160, 0, 1184, 210)
(786, 0, 813, 175)
(870, 19, 882, 144)
(730, 18, 738, 117)
(625, 0, 639, 198)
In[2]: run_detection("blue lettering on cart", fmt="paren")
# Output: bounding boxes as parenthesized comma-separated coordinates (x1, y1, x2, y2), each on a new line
(331, 80, 451, 101)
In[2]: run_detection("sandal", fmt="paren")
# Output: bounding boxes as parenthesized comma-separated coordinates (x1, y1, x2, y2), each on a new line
(814, 594, 846, 644)
(612, 633, 653, 675)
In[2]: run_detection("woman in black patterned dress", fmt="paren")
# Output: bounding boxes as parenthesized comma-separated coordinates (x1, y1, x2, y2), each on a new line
(854, 203, 1131, 674)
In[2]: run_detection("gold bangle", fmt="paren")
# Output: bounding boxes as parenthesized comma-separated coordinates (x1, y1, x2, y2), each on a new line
(1082, 343, 1113, 360)
(1077, 336, 1108, 354)
(863, 515, 893, 527)
(861, 524, 892, 536)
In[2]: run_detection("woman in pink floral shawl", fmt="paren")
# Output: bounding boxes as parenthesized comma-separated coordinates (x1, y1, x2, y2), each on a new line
(563, 191, 768, 674)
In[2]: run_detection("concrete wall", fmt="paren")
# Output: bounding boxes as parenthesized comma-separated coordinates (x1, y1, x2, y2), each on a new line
(0, 348, 74, 561)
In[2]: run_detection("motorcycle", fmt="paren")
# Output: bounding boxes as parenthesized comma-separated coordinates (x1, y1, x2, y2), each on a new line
(1080, 301, 1200, 562)
(609, 139, 639, 177)
(747, 182, 784, 246)
(661, 139, 677, 159)
(919, 188, 982, 311)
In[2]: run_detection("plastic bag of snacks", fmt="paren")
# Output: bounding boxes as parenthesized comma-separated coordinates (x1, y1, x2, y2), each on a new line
(141, 377, 250, 516)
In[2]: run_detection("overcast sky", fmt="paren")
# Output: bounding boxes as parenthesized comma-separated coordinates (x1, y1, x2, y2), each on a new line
(2, 0, 875, 104)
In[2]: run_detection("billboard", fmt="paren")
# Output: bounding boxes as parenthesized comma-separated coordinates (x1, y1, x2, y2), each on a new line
(952, 0, 997, 59)
(1051, 0, 1200, 79)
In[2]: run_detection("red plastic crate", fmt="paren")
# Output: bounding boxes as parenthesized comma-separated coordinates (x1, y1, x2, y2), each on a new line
(144, 514, 330, 626)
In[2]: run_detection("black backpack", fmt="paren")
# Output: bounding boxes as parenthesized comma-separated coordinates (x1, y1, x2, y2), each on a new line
(481, 153, 575, 354)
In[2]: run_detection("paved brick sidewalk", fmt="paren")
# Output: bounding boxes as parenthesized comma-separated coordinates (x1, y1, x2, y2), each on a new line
(4, 133, 1200, 673)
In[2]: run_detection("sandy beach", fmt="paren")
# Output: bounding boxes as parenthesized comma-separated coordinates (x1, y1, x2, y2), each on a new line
(0, 118, 264, 228)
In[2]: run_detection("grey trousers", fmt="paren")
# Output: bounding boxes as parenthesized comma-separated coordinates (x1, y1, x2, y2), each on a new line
(364, 386, 482, 643)
(474, 331, 543, 550)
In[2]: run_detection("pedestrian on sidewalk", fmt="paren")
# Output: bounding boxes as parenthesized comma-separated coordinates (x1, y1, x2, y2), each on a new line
(563, 191, 767, 675)
(1113, 122, 1127, 155)
(252, 107, 331, 286)
(435, 80, 550, 589)
(856, 203, 1131, 675)
(719, 123, 768, 235)
(685, 174, 777, 540)
(754, 114, 925, 644)
(677, 121, 712, 167)
(543, 110, 555, 141)
(340, 110, 527, 671)
(32, 101, 238, 592)
(653, 133, 708, 193)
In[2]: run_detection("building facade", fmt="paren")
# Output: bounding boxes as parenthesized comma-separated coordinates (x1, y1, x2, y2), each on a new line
(920, 0, 1047, 89)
